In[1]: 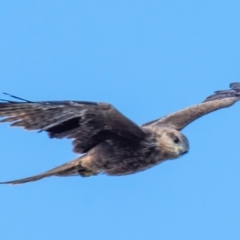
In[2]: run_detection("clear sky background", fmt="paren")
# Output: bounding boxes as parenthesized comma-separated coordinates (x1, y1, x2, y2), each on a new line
(0, 1, 240, 240)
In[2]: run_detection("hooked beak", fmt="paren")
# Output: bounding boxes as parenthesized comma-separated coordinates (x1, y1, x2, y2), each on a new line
(181, 150, 188, 156)
(175, 146, 189, 157)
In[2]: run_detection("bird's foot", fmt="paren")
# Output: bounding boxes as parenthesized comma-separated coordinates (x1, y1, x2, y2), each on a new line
(78, 169, 98, 177)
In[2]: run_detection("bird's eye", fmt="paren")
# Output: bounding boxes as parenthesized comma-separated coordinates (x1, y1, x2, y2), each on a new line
(173, 137, 179, 144)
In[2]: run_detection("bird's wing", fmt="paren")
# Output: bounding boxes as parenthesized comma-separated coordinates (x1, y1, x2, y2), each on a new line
(0, 157, 87, 185)
(142, 82, 240, 130)
(0, 98, 145, 153)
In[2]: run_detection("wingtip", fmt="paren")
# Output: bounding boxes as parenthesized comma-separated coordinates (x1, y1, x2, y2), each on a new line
(1, 92, 32, 103)
(0, 181, 21, 185)
(230, 82, 240, 90)
(203, 82, 240, 102)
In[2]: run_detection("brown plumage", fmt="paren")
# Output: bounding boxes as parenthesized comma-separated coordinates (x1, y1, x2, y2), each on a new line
(0, 82, 240, 184)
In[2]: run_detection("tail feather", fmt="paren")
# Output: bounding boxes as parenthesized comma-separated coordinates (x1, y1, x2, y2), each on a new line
(0, 158, 97, 185)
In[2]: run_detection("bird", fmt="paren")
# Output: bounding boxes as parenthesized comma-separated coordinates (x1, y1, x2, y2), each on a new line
(0, 82, 240, 185)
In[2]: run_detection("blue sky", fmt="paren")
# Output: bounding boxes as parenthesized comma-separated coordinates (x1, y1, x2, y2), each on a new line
(1, 1, 240, 239)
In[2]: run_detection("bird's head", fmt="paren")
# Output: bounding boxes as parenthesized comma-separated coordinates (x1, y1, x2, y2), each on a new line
(155, 128, 189, 160)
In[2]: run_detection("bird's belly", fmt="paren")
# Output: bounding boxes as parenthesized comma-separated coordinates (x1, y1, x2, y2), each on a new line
(103, 154, 165, 176)
(85, 142, 165, 176)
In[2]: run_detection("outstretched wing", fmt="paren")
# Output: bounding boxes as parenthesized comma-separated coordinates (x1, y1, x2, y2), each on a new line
(0, 98, 145, 153)
(0, 157, 88, 185)
(142, 82, 240, 130)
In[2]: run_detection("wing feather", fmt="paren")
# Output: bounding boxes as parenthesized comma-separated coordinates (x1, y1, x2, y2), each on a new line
(142, 82, 240, 130)
(0, 100, 145, 153)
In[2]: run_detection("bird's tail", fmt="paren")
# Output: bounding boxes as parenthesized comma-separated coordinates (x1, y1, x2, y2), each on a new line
(0, 157, 98, 185)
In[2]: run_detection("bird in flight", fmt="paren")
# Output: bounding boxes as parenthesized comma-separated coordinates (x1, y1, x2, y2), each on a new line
(0, 82, 240, 185)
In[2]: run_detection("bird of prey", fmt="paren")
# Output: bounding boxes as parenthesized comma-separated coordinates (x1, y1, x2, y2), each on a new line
(0, 82, 240, 185)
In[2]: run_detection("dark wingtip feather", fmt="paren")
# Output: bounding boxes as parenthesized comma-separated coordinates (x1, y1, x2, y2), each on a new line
(229, 82, 240, 89)
(0, 181, 22, 185)
(203, 82, 240, 102)
(1, 93, 32, 103)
